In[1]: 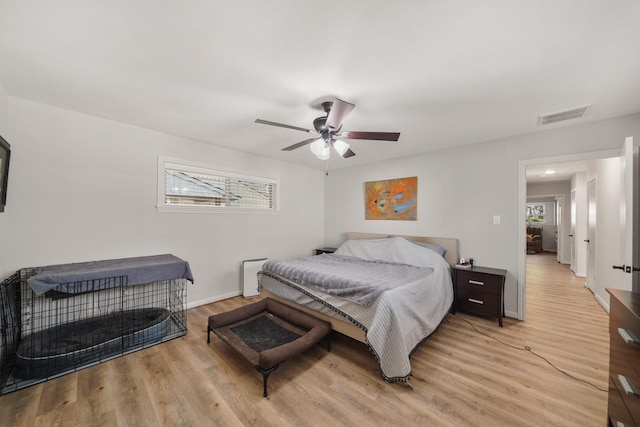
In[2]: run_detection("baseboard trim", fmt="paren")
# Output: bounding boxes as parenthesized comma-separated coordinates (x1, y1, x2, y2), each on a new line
(505, 310, 519, 319)
(594, 292, 610, 314)
(187, 290, 242, 309)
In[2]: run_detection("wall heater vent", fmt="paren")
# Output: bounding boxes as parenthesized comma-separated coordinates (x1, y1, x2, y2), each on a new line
(241, 258, 267, 298)
(537, 105, 591, 126)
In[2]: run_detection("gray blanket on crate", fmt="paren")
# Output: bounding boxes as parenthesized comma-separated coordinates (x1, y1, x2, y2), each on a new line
(27, 254, 194, 296)
(262, 254, 433, 306)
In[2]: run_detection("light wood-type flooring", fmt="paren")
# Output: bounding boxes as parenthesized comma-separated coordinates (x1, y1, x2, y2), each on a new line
(0, 252, 610, 426)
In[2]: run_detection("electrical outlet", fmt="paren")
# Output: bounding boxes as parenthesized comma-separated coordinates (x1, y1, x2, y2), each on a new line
(493, 215, 501, 225)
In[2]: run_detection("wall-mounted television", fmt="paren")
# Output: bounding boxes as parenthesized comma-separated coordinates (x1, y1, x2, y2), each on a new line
(0, 134, 10, 212)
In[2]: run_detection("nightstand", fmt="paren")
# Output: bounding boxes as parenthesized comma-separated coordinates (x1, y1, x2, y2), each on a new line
(452, 265, 506, 327)
(315, 247, 337, 255)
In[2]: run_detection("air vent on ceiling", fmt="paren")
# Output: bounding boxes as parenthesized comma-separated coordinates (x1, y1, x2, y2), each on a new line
(537, 105, 591, 126)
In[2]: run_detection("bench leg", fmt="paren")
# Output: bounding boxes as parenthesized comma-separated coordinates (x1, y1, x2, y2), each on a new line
(207, 326, 211, 343)
(326, 332, 331, 352)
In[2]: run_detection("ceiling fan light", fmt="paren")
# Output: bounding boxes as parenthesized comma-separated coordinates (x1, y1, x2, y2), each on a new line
(332, 139, 350, 156)
(317, 144, 330, 160)
(309, 138, 325, 155)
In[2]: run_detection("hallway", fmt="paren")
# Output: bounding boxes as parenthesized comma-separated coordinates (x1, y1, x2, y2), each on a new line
(523, 251, 610, 416)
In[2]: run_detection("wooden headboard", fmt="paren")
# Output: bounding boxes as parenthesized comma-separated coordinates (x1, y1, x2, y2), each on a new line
(345, 232, 459, 267)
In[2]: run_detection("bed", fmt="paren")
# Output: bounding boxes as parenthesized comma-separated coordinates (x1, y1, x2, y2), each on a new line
(258, 232, 458, 382)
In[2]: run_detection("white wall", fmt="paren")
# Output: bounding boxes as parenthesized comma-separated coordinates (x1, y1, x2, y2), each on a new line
(0, 81, 8, 279)
(325, 113, 640, 318)
(5, 97, 326, 306)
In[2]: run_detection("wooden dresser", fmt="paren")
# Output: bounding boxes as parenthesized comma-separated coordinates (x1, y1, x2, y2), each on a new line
(607, 288, 640, 427)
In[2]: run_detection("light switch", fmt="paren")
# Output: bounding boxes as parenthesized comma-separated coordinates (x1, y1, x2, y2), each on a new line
(493, 215, 501, 225)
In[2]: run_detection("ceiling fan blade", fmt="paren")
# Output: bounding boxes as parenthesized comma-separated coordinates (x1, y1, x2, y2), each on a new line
(325, 98, 355, 131)
(338, 131, 400, 141)
(255, 119, 314, 134)
(281, 138, 318, 151)
(342, 148, 356, 158)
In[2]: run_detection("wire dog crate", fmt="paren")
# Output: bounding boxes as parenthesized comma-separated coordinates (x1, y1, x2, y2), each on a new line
(0, 255, 191, 394)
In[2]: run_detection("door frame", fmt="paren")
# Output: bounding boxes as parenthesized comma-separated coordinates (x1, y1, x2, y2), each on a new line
(570, 188, 576, 273)
(586, 177, 597, 291)
(620, 136, 639, 292)
(556, 195, 562, 263)
(517, 149, 619, 320)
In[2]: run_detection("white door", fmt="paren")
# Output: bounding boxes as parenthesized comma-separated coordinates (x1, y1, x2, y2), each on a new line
(570, 189, 576, 273)
(586, 178, 597, 291)
(615, 136, 639, 291)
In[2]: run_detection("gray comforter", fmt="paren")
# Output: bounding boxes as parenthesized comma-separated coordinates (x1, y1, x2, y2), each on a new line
(262, 254, 432, 306)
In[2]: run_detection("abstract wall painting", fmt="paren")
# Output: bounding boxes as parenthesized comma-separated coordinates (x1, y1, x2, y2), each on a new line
(365, 176, 417, 220)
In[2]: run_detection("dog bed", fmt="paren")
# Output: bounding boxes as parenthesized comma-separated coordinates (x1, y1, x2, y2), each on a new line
(16, 307, 170, 379)
(207, 298, 331, 397)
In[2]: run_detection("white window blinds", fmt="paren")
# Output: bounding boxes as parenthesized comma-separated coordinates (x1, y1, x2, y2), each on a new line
(157, 157, 278, 213)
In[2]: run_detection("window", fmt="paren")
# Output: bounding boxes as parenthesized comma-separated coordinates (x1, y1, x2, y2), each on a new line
(526, 203, 545, 223)
(157, 156, 278, 213)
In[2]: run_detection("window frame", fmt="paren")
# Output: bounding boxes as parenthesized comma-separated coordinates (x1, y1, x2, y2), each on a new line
(526, 202, 546, 224)
(157, 156, 279, 214)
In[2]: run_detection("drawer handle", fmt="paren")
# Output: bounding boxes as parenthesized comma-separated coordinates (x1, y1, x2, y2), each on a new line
(618, 328, 640, 346)
(618, 374, 640, 398)
(468, 280, 484, 286)
(615, 421, 630, 427)
(468, 298, 484, 305)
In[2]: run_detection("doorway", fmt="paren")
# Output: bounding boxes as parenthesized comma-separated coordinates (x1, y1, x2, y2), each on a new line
(517, 149, 619, 320)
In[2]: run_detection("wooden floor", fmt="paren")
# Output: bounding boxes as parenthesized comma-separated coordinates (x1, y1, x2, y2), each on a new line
(0, 252, 610, 426)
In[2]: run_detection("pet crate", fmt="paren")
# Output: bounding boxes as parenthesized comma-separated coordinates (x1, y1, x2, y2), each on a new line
(0, 254, 192, 394)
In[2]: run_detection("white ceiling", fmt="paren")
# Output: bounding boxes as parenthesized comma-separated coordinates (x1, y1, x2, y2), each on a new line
(526, 160, 589, 183)
(1, 1, 639, 171)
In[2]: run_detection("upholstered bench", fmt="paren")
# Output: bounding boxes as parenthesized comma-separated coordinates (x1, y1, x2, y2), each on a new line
(207, 298, 331, 397)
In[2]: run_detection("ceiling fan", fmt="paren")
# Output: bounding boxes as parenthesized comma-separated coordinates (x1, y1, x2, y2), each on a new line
(255, 98, 400, 159)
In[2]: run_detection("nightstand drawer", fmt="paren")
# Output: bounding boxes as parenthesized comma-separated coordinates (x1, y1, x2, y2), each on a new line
(456, 270, 502, 295)
(455, 287, 499, 317)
